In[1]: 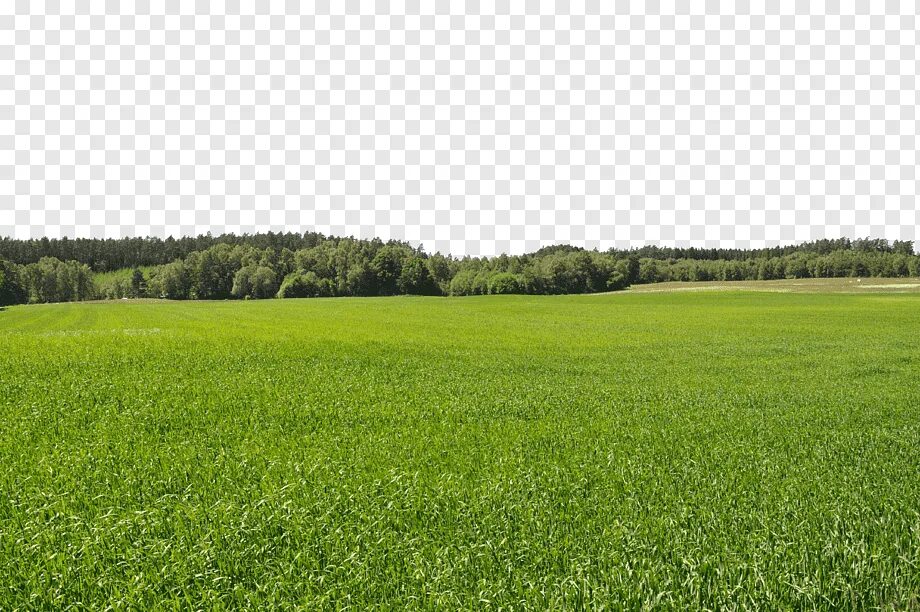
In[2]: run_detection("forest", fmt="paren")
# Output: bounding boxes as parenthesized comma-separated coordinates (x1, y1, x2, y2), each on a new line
(0, 233, 918, 305)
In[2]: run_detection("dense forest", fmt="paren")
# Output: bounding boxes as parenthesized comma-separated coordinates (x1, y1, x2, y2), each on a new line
(0, 233, 918, 306)
(0, 233, 329, 273)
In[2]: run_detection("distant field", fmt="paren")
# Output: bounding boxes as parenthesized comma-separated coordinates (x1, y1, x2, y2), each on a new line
(628, 276, 920, 293)
(1, 294, 919, 608)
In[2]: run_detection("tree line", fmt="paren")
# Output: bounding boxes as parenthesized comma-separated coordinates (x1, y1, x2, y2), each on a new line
(637, 249, 920, 284)
(1, 233, 913, 273)
(619, 237, 916, 262)
(0, 233, 328, 273)
(0, 237, 636, 304)
(0, 233, 918, 306)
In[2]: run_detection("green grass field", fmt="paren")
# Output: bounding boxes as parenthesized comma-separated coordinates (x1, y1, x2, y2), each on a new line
(627, 277, 920, 294)
(1, 292, 919, 608)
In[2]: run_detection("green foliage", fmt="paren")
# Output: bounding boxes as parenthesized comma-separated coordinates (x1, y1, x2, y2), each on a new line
(425, 253, 453, 294)
(93, 267, 155, 300)
(1, 294, 919, 607)
(277, 271, 333, 298)
(909, 256, 920, 277)
(624, 255, 640, 285)
(606, 269, 629, 291)
(370, 245, 408, 296)
(398, 256, 439, 295)
(344, 263, 375, 296)
(487, 271, 523, 294)
(189, 244, 235, 299)
(232, 265, 279, 300)
(618, 236, 917, 261)
(230, 266, 255, 299)
(448, 268, 477, 296)
(2, 233, 917, 277)
(0, 231, 330, 272)
(130, 268, 146, 298)
(632, 250, 920, 285)
(0, 259, 27, 306)
(638, 258, 663, 284)
(94, 270, 131, 300)
(149, 261, 191, 300)
(22, 257, 94, 303)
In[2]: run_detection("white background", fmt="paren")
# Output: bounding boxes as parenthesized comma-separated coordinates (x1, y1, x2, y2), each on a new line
(1, 1, 918, 256)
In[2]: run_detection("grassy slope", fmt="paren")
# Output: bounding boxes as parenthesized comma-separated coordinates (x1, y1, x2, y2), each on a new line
(0, 294, 919, 608)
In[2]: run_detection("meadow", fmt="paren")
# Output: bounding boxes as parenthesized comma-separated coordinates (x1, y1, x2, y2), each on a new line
(0, 290, 919, 608)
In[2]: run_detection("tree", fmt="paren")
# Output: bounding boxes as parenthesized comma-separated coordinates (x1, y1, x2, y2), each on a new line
(488, 272, 523, 295)
(785, 255, 809, 279)
(189, 244, 236, 299)
(277, 248, 296, 278)
(426, 253, 453, 294)
(893, 240, 915, 256)
(22, 257, 94, 303)
(25, 258, 61, 303)
(370, 245, 408, 296)
(449, 269, 477, 296)
(398, 256, 440, 295)
(345, 263, 376, 296)
(249, 267, 278, 299)
(909, 256, 920, 277)
(231, 265, 257, 299)
(606, 270, 629, 291)
(470, 270, 490, 295)
(151, 261, 191, 300)
(130, 268, 146, 298)
(277, 271, 333, 298)
(638, 259, 663, 284)
(624, 255, 640, 285)
(0, 259, 27, 305)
